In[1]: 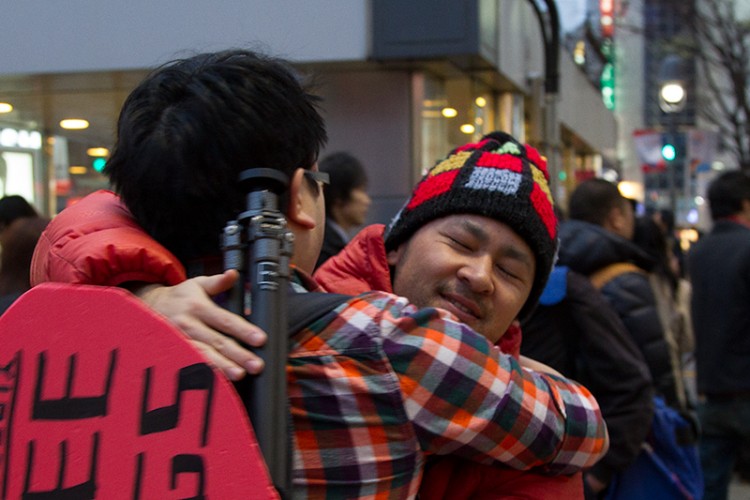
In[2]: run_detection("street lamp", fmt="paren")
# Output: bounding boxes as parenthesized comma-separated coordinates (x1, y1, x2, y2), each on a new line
(658, 55, 688, 216)
(659, 83, 686, 111)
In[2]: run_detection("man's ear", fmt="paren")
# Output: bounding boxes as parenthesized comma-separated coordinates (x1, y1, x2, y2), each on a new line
(386, 245, 404, 267)
(287, 168, 316, 229)
(605, 206, 625, 233)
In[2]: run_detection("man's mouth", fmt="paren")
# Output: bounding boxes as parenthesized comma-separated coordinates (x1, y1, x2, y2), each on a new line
(440, 292, 482, 323)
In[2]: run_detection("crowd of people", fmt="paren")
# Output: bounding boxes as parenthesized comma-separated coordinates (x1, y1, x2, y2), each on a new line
(2, 46, 748, 499)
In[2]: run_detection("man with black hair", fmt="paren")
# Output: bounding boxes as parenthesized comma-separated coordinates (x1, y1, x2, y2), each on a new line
(32, 49, 608, 498)
(559, 178, 680, 408)
(688, 170, 750, 500)
(315, 151, 370, 268)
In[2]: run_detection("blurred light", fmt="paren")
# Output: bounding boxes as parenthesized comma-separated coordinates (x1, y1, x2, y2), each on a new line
(441, 107, 458, 118)
(475, 117, 484, 126)
(460, 124, 475, 134)
(686, 208, 699, 225)
(660, 83, 685, 105)
(92, 157, 107, 172)
(602, 168, 619, 183)
(618, 181, 644, 201)
(661, 144, 676, 161)
(0, 102, 12, 113)
(0, 127, 41, 150)
(0, 128, 17, 147)
(69, 166, 87, 175)
(574, 41, 586, 65)
(711, 161, 726, 170)
(474, 97, 487, 108)
(559, 171, 567, 181)
(601, 62, 615, 110)
(679, 228, 699, 243)
(695, 196, 705, 206)
(423, 99, 448, 107)
(87, 147, 110, 157)
(60, 118, 89, 130)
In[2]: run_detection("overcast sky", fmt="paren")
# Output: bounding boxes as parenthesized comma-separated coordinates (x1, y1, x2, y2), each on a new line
(556, 0, 587, 33)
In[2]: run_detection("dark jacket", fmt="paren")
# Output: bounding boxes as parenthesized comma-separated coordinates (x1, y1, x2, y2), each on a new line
(522, 266, 654, 486)
(315, 218, 348, 269)
(558, 220, 679, 407)
(688, 219, 750, 395)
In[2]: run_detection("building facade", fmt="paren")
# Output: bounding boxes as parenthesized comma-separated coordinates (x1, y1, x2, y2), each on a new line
(0, 0, 616, 222)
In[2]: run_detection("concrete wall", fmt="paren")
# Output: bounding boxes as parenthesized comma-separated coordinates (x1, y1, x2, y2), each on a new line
(1, 0, 370, 73)
(315, 70, 414, 225)
(558, 51, 618, 158)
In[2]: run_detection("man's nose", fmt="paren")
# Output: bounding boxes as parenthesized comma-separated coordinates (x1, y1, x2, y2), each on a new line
(457, 255, 494, 294)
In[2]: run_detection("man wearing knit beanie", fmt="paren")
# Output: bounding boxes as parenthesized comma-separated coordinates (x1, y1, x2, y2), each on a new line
(385, 131, 556, 318)
(315, 131, 558, 343)
(313, 132, 588, 497)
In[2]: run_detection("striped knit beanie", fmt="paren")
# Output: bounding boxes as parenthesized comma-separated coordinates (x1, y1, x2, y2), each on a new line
(384, 131, 559, 320)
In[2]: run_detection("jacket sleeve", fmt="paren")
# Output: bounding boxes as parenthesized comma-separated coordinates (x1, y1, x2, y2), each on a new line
(565, 272, 654, 485)
(368, 294, 609, 474)
(31, 190, 186, 288)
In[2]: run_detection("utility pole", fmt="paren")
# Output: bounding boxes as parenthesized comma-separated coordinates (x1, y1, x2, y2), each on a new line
(527, 0, 561, 200)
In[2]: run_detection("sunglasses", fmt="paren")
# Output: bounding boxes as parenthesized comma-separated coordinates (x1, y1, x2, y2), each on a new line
(303, 170, 330, 187)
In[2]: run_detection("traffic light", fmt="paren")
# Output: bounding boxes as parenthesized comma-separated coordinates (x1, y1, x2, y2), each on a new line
(661, 143, 676, 161)
(92, 157, 107, 172)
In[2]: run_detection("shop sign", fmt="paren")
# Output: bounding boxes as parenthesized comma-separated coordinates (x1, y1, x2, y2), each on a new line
(0, 127, 42, 150)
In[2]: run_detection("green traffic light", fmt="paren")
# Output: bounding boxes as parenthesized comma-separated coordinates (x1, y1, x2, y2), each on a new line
(92, 157, 107, 172)
(661, 144, 676, 161)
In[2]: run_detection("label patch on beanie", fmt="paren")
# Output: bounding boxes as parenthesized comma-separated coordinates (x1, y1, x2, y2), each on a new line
(464, 167, 521, 194)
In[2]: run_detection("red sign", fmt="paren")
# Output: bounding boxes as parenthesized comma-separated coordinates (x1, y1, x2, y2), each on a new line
(0, 283, 277, 499)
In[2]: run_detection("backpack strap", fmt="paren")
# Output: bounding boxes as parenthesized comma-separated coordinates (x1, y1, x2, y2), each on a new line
(589, 262, 645, 290)
(287, 292, 352, 336)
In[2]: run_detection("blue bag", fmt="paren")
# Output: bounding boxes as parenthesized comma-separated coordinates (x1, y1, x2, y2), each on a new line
(606, 396, 703, 499)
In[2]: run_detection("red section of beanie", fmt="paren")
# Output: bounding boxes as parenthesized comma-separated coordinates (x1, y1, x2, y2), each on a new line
(531, 183, 557, 239)
(475, 152, 523, 172)
(406, 169, 460, 210)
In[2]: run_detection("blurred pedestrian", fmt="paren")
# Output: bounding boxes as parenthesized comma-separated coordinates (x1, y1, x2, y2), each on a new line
(522, 264, 654, 499)
(315, 151, 370, 268)
(559, 178, 703, 498)
(633, 214, 695, 410)
(0, 215, 49, 313)
(559, 178, 681, 406)
(687, 170, 750, 500)
(0, 195, 37, 237)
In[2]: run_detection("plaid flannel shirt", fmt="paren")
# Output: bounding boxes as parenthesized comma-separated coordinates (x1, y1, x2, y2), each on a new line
(288, 290, 607, 499)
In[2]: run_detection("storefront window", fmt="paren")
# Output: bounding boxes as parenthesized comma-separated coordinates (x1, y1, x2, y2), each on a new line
(0, 125, 44, 212)
(418, 73, 498, 173)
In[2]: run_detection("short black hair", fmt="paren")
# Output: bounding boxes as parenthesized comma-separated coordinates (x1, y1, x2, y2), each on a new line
(706, 170, 750, 220)
(568, 178, 627, 226)
(105, 49, 327, 262)
(0, 195, 37, 231)
(319, 152, 368, 215)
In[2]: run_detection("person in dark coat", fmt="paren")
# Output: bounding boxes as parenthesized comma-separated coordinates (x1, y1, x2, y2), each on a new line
(687, 170, 750, 500)
(0, 215, 49, 313)
(522, 266, 654, 498)
(558, 178, 680, 408)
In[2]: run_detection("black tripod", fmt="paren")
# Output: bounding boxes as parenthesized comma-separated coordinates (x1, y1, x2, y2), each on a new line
(223, 168, 293, 497)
